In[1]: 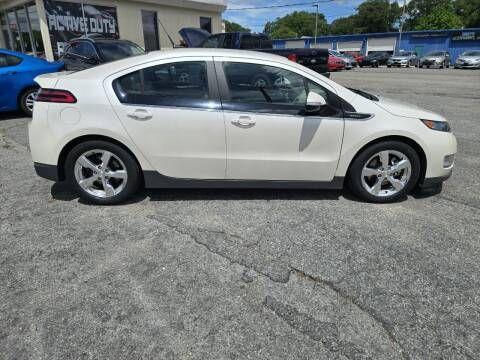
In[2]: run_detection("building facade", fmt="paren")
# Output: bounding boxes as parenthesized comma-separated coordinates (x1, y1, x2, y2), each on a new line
(273, 28, 480, 61)
(0, 0, 226, 60)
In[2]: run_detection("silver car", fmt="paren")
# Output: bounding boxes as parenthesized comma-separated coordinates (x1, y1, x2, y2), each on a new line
(329, 50, 356, 69)
(419, 51, 451, 68)
(387, 51, 419, 67)
(454, 50, 480, 69)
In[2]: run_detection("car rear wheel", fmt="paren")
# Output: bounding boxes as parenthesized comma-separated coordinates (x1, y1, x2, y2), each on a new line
(347, 141, 421, 203)
(19, 87, 38, 117)
(65, 140, 141, 205)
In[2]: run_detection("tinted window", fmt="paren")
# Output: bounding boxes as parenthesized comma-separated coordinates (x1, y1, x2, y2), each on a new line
(0, 54, 22, 67)
(67, 41, 97, 58)
(114, 61, 210, 108)
(97, 41, 144, 62)
(240, 35, 272, 49)
(222, 62, 344, 116)
(202, 34, 224, 48)
(200, 17, 212, 33)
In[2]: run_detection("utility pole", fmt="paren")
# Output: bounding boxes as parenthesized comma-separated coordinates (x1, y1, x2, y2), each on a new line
(397, 0, 407, 54)
(313, 2, 319, 47)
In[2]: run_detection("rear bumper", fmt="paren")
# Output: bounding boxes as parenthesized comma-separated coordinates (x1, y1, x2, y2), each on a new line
(34, 162, 59, 182)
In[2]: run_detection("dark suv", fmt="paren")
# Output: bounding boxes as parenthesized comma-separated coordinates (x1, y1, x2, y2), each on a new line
(61, 37, 144, 71)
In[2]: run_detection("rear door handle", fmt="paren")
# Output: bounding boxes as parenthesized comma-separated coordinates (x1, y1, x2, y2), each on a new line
(231, 115, 256, 128)
(127, 109, 152, 120)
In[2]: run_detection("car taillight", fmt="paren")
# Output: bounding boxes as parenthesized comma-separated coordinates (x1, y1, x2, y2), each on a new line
(287, 54, 297, 62)
(36, 88, 77, 103)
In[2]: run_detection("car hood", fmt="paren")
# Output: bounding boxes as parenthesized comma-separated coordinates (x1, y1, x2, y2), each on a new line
(374, 96, 445, 121)
(179, 27, 211, 47)
(421, 56, 443, 61)
(390, 56, 409, 60)
(458, 56, 480, 61)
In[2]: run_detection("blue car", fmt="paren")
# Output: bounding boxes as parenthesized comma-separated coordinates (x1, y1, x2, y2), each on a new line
(0, 49, 64, 116)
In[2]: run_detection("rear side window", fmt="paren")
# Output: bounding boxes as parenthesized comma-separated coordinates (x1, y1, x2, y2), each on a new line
(66, 42, 97, 58)
(113, 61, 210, 108)
(240, 35, 272, 49)
(0, 54, 22, 67)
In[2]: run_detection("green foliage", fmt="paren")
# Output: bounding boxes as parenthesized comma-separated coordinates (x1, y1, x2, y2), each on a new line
(330, 15, 360, 35)
(355, 0, 403, 33)
(454, 0, 480, 28)
(263, 11, 328, 39)
(414, 4, 464, 29)
(224, 20, 250, 33)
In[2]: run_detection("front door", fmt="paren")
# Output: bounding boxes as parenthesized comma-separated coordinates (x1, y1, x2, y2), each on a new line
(0, 53, 21, 111)
(215, 59, 344, 181)
(106, 58, 226, 179)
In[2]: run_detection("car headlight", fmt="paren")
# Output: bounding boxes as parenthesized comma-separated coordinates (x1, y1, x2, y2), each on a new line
(420, 119, 451, 132)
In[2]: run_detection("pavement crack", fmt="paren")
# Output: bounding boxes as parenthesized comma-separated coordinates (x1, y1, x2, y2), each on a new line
(147, 215, 290, 284)
(289, 267, 409, 360)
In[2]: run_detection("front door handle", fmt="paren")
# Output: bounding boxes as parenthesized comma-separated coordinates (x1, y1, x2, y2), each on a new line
(127, 109, 152, 120)
(231, 115, 256, 128)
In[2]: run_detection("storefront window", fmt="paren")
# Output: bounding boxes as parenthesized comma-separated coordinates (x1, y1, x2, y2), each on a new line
(27, 4, 45, 56)
(6, 11, 22, 52)
(16, 6, 33, 53)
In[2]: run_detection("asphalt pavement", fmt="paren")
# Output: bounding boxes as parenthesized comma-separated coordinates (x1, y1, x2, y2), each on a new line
(1, 67, 479, 359)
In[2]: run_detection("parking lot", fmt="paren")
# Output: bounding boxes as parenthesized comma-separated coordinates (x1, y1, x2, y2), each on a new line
(1, 67, 479, 359)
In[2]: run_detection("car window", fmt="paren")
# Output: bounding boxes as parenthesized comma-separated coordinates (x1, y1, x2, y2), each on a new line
(240, 35, 271, 49)
(67, 41, 97, 58)
(0, 54, 22, 67)
(221, 62, 345, 117)
(96, 41, 144, 62)
(201, 34, 224, 48)
(113, 61, 210, 108)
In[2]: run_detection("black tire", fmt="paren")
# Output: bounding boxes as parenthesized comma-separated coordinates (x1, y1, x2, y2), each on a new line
(65, 140, 141, 205)
(19, 87, 38, 117)
(347, 141, 421, 203)
(387, 65, 391, 68)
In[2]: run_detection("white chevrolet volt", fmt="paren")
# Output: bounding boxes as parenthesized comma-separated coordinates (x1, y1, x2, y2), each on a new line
(29, 49, 456, 204)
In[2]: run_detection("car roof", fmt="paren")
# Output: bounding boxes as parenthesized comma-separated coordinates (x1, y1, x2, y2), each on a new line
(0, 48, 27, 58)
(66, 48, 305, 79)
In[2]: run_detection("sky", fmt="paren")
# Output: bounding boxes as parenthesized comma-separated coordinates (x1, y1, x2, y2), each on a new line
(224, 0, 368, 32)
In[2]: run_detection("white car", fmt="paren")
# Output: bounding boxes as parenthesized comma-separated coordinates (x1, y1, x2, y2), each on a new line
(29, 48, 456, 204)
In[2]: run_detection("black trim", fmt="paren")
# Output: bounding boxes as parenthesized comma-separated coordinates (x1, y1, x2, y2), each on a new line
(143, 171, 344, 190)
(420, 171, 452, 189)
(34, 162, 59, 182)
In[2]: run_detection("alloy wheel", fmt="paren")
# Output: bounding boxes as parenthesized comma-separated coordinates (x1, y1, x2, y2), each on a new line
(74, 149, 128, 198)
(25, 90, 38, 112)
(360, 150, 412, 197)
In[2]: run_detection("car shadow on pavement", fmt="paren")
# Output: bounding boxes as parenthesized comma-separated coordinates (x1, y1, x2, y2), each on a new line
(50, 181, 344, 204)
(0, 111, 26, 121)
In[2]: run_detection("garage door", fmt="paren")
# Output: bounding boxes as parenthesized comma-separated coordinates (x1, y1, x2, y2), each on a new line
(337, 41, 362, 52)
(368, 37, 396, 53)
(311, 41, 332, 49)
(285, 40, 306, 49)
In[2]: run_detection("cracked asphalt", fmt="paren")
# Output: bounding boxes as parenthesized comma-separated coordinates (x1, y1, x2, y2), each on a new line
(1, 68, 479, 359)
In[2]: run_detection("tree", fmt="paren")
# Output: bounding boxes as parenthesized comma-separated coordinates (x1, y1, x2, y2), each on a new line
(454, 0, 480, 28)
(263, 11, 328, 39)
(354, 0, 403, 33)
(414, 3, 464, 29)
(224, 20, 250, 33)
(330, 15, 360, 35)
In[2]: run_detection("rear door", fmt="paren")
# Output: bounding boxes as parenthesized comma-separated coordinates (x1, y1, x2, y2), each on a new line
(215, 57, 345, 181)
(105, 56, 226, 179)
(0, 53, 22, 111)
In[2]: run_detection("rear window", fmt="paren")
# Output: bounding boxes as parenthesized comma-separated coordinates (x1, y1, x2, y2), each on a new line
(97, 41, 144, 62)
(240, 35, 272, 49)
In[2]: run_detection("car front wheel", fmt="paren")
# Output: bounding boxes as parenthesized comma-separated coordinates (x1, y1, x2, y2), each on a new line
(347, 141, 421, 203)
(65, 140, 141, 204)
(20, 87, 38, 116)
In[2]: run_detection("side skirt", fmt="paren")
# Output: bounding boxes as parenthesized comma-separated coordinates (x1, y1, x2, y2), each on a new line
(143, 171, 344, 190)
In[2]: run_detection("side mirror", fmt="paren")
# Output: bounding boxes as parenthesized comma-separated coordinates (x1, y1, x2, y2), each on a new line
(306, 91, 327, 113)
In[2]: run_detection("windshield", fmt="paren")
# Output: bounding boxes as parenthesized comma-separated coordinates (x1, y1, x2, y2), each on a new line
(329, 50, 342, 56)
(97, 41, 145, 62)
(395, 51, 414, 56)
(424, 51, 444, 56)
(462, 50, 480, 56)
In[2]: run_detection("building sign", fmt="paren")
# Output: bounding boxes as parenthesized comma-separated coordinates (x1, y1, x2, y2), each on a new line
(452, 31, 480, 41)
(44, 0, 119, 57)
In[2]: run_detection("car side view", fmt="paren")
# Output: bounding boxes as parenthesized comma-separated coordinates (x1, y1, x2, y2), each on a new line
(29, 49, 456, 204)
(0, 48, 64, 116)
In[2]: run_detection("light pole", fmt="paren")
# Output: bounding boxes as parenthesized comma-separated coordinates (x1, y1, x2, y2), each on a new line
(397, 0, 407, 54)
(313, 2, 319, 47)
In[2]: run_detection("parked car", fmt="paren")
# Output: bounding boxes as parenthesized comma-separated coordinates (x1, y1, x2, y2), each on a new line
(328, 53, 346, 71)
(343, 51, 364, 64)
(29, 48, 456, 205)
(360, 52, 391, 67)
(387, 51, 419, 67)
(454, 50, 480, 69)
(419, 51, 451, 68)
(0, 48, 64, 116)
(179, 28, 329, 76)
(329, 50, 356, 69)
(61, 36, 144, 71)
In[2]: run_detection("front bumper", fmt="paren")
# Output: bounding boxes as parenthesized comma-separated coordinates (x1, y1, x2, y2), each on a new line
(454, 63, 480, 69)
(34, 162, 59, 182)
(420, 171, 452, 189)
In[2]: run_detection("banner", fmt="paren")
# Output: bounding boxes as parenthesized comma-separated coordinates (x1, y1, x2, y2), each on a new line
(44, 0, 119, 58)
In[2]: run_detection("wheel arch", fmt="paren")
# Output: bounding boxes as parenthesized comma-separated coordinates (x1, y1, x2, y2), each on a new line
(16, 84, 39, 108)
(345, 135, 427, 187)
(57, 134, 144, 182)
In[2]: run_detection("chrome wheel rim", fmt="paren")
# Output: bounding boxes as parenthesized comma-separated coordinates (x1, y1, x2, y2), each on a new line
(25, 90, 38, 112)
(74, 149, 128, 199)
(361, 150, 412, 197)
